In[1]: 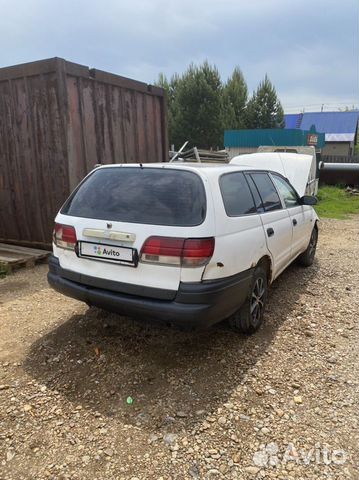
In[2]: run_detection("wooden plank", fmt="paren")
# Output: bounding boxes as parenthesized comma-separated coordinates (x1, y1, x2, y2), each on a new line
(135, 92, 147, 163)
(0, 237, 51, 250)
(0, 254, 23, 263)
(104, 83, 116, 164)
(160, 94, 169, 162)
(11, 77, 33, 242)
(0, 246, 49, 273)
(153, 96, 162, 161)
(0, 243, 49, 257)
(0, 256, 36, 267)
(122, 89, 137, 163)
(25, 75, 48, 243)
(45, 71, 69, 224)
(66, 75, 87, 189)
(0, 58, 58, 81)
(109, 86, 125, 163)
(0, 79, 20, 241)
(0, 249, 33, 260)
(79, 77, 98, 171)
(145, 95, 157, 162)
(90, 68, 164, 97)
(117, 87, 128, 162)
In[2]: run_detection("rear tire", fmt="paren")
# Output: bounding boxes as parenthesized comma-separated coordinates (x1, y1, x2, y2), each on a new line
(229, 266, 268, 334)
(297, 227, 318, 267)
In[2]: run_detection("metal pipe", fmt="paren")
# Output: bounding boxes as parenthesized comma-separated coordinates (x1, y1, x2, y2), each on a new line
(319, 162, 359, 186)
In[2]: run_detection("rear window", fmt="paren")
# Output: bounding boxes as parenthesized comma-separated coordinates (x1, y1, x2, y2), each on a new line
(61, 167, 206, 226)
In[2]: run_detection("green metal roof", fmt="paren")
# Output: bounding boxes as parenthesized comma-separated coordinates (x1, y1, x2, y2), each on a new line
(224, 128, 325, 148)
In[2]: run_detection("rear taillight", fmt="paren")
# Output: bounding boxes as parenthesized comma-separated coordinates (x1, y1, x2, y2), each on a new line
(140, 236, 214, 267)
(182, 238, 215, 267)
(53, 223, 77, 250)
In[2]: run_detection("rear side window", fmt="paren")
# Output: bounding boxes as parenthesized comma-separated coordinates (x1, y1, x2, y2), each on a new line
(250, 173, 282, 212)
(62, 167, 206, 226)
(220, 172, 256, 216)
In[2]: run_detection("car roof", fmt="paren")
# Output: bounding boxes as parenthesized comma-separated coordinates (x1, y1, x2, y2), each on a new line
(94, 162, 260, 176)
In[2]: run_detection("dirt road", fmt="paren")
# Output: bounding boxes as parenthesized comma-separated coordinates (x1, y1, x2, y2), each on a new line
(0, 218, 358, 479)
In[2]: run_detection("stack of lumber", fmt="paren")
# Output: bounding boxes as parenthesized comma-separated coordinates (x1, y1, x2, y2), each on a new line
(0, 243, 49, 274)
(172, 147, 229, 163)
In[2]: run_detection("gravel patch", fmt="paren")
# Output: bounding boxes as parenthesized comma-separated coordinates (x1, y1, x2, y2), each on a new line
(0, 217, 358, 479)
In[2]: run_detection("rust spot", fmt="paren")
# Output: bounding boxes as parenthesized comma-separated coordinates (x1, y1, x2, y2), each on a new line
(217, 262, 224, 267)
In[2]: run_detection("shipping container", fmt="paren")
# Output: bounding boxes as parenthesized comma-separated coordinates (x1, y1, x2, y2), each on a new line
(224, 128, 325, 157)
(0, 58, 168, 247)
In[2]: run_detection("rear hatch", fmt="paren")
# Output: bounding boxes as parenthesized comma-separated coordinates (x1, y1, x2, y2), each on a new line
(53, 165, 214, 298)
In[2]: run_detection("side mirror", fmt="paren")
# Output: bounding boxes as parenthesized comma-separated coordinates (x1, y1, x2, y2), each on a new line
(300, 195, 317, 206)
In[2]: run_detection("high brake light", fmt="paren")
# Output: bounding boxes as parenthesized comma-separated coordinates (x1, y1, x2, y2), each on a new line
(140, 236, 215, 267)
(53, 223, 77, 250)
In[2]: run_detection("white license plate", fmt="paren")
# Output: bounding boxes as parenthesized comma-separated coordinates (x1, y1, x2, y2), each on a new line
(79, 241, 137, 266)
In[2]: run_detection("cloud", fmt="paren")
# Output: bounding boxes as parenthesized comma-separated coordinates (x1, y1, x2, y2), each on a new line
(0, 0, 357, 111)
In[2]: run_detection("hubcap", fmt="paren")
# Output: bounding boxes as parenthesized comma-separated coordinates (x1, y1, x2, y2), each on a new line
(250, 278, 265, 326)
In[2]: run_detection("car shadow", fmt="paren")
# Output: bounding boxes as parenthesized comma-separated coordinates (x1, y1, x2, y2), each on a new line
(24, 260, 319, 433)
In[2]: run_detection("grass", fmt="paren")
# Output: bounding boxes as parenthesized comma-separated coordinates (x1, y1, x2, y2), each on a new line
(0, 262, 9, 278)
(315, 186, 359, 219)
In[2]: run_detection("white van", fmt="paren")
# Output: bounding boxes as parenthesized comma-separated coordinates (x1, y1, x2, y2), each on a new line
(48, 163, 318, 334)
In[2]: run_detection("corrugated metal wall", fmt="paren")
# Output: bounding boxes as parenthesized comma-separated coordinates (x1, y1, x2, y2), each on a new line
(0, 58, 168, 247)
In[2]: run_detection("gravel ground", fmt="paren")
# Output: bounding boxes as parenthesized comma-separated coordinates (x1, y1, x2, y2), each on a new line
(0, 217, 358, 480)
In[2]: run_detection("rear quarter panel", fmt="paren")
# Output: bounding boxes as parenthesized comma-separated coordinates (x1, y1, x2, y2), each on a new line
(202, 172, 269, 281)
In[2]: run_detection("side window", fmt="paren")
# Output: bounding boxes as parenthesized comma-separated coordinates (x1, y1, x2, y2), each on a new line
(245, 174, 265, 213)
(271, 174, 300, 208)
(220, 172, 256, 216)
(250, 173, 282, 212)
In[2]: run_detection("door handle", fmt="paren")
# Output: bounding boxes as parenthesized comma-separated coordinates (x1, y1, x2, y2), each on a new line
(267, 227, 274, 237)
(293, 218, 298, 226)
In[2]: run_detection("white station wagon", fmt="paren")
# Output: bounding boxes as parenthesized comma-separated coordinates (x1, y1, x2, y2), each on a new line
(48, 161, 318, 334)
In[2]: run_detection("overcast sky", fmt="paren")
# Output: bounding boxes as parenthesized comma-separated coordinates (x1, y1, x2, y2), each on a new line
(0, 0, 357, 112)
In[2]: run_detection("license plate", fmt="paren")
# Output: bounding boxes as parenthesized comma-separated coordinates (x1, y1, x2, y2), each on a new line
(78, 241, 137, 266)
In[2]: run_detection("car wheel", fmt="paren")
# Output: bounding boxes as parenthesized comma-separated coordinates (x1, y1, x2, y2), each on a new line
(297, 227, 318, 267)
(229, 266, 268, 334)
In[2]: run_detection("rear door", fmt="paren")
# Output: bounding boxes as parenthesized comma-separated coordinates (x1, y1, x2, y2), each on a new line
(247, 172, 293, 277)
(270, 173, 310, 256)
(54, 166, 213, 294)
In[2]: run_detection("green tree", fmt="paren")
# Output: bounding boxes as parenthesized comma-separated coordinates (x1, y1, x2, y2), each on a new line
(157, 66, 285, 149)
(245, 75, 284, 129)
(174, 61, 223, 148)
(222, 67, 248, 130)
(157, 61, 224, 149)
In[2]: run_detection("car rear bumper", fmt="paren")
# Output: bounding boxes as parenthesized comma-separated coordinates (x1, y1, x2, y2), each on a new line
(47, 255, 253, 328)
